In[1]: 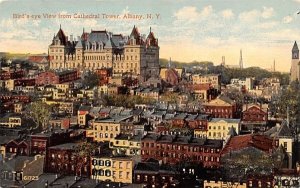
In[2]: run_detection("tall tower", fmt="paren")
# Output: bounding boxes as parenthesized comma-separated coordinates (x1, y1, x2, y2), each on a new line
(273, 59, 275, 72)
(291, 41, 300, 82)
(221, 56, 225, 66)
(239, 49, 243, 69)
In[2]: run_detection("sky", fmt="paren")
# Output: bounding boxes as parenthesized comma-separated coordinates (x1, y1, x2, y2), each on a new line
(0, 0, 300, 72)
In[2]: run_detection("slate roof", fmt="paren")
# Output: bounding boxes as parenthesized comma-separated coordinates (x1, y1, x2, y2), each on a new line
(264, 120, 293, 138)
(48, 143, 79, 150)
(292, 41, 299, 52)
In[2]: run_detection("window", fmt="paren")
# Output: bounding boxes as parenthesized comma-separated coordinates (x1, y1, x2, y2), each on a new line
(105, 170, 111, 177)
(284, 142, 288, 151)
(105, 160, 111, 167)
(99, 160, 104, 166)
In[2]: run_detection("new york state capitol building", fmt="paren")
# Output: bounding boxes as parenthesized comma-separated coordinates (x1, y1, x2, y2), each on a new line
(48, 25, 159, 81)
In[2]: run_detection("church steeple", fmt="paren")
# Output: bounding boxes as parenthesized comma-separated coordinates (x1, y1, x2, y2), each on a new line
(292, 41, 299, 59)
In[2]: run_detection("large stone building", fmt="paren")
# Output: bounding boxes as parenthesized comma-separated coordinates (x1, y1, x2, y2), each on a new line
(291, 41, 300, 82)
(49, 26, 159, 81)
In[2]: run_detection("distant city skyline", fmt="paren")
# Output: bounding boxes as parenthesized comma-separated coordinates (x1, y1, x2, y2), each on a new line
(0, 0, 300, 72)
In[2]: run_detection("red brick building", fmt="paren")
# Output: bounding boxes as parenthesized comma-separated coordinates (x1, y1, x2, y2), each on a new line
(30, 130, 72, 155)
(35, 70, 79, 85)
(45, 143, 91, 176)
(141, 133, 222, 168)
(134, 161, 178, 187)
(0, 94, 30, 103)
(186, 114, 210, 130)
(96, 68, 112, 86)
(14, 78, 36, 87)
(0, 70, 25, 80)
(203, 96, 239, 118)
(242, 104, 268, 131)
(5, 139, 30, 156)
(171, 113, 187, 128)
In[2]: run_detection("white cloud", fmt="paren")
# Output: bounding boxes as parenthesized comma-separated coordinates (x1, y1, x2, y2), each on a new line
(239, 10, 260, 22)
(261, 7, 274, 19)
(200, 5, 213, 17)
(283, 15, 293, 23)
(221, 9, 234, 19)
(239, 7, 274, 22)
(256, 21, 278, 29)
(174, 6, 200, 23)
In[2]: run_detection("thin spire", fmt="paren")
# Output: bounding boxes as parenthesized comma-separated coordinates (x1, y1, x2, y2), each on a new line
(150, 27, 152, 32)
(239, 49, 243, 69)
(60, 24, 61, 29)
(168, 57, 171, 68)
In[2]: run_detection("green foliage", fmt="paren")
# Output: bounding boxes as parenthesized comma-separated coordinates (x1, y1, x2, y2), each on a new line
(270, 81, 300, 126)
(160, 92, 179, 104)
(82, 72, 100, 89)
(74, 140, 97, 176)
(24, 101, 51, 129)
(159, 58, 213, 69)
(222, 147, 283, 180)
(103, 94, 156, 108)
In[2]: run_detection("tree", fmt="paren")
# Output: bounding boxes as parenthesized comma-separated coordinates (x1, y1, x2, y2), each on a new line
(82, 71, 100, 89)
(221, 147, 284, 181)
(74, 140, 97, 177)
(24, 101, 51, 130)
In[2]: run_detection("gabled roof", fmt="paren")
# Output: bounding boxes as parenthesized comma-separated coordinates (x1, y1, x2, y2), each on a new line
(228, 126, 237, 136)
(205, 95, 235, 106)
(221, 134, 273, 155)
(264, 121, 293, 138)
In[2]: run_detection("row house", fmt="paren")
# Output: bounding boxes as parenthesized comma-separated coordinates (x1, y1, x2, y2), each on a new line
(109, 134, 142, 156)
(132, 87, 160, 100)
(0, 94, 30, 103)
(30, 130, 72, 155)
(134, 161, 178, 187)
(191, 74, 221, 91)
(186, 83, 219, 101)
(35, 70, 79, 86)
(14, 78, 36, 93)
(186, 114, 210, 130)
(141, 133, 223, 168)
(0, 69, 25, 80)
(203, 96, 240, 119)
(91, 156, 134, 183)
(194, 118, 240, 140)
(86, 115, 133, 142)
(5, 138, 30, 156)
(45, 143, 90, 176)
(78, 105, 92, 126)
(0, 113, 22, 128)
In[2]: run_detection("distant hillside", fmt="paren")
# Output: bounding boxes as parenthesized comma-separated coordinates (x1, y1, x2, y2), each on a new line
(159, 58, 214, 68)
